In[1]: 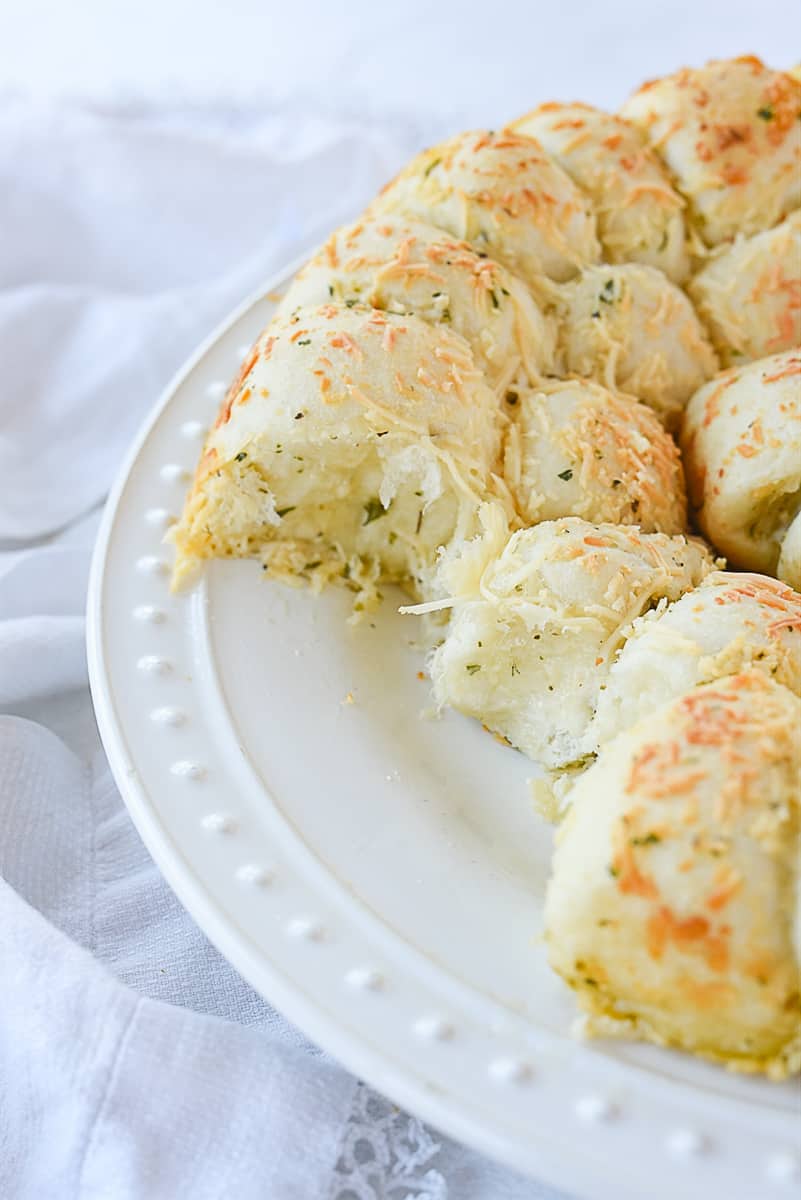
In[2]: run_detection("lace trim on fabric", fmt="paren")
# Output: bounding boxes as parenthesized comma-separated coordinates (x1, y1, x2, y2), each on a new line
(329, 1083, 448, 1200)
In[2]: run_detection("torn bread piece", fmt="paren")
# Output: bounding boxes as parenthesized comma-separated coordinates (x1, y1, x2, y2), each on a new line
(681, 349, 801, 586)
(371, 129, 600, 286)
(508, 102, 690, 283)
(424, 514, 715, 768)
(556, 263, 718, 429)
(503, 378, 687, 533)
(545, 671, 801, 1079)
(277, 217, 557, 388)
(171, 305, 512, 604)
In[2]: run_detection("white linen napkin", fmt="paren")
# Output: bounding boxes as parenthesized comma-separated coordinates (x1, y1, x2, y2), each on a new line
(0, 98, 567, 1199)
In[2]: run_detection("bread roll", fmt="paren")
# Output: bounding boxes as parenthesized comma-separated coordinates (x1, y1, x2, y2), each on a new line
(372, 129, 600, 286)
(557, 263, 718, 427)
(503, 378, 687, 532)
(545, 671, 801, 1079)
(591, 571, 801, 748)
(171, 305, 510, 601)
(278, 217, 556, 388)
(621, 56, 801, 247)
(688, 211, 801, 364)
(427, 515, 714, 767)
(681, 350, 801, 581)
(509, 102, 689, 282)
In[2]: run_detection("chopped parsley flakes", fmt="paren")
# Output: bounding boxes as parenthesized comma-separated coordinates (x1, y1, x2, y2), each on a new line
(363, 498, 389, 525)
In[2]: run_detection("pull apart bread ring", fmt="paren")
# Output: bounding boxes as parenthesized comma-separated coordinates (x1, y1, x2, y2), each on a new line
(170, 305, 513, 604)
(688, 211, 801, 365)
(371, 129, 601, 286)
(170, 52, 801, 1083)
(621, 57, 801, 248)
(556, 263, 718, 428)
(277, 216, 557, 389)
(508, 102, 690, 284)
(590, 571, 801, 750)
(503, 378, 688, 533)
(681, 350, 801, 587)
(424, 514, 715, 768)
(545, 671, 801, 1079)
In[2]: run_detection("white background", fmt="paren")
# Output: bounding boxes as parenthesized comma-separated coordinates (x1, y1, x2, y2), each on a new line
(4, 0, 799, 121)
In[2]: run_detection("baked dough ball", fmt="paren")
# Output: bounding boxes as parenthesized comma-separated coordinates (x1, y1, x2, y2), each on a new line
(557, 264, 718, 427)
(172, 305, 509, 601)
(371, 129, 600, 286)
(681, 350, 801, 581)
(278, 217, 556, 388)
(621, 57, 801, 247)
(688, 211, 801, 364)
(508, 103, 690, 283)
(545, 671, 801, 1079)
(503, 379, 687, 533)
(591, 571, 801, 749)
(427, 515, 714, 767)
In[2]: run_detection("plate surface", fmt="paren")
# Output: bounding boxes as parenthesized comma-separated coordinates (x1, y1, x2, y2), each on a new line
(87, 263, 801, 1200)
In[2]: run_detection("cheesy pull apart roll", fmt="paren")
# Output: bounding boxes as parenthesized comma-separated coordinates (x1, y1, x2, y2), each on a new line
(171, 305, 511, 602)
(591, 571, 801, 749)
(545, 671, 801, 1079)
(503, 379, 687, 533)
(426, 514, 714, 768)
(688, 211, 801, 364)
(681, 350, 801, 586)
(278, 217, 556, 388)
(371, 129, 600, 286)
(621, 56, 801, 247)
(508, 103, 690, 283)
(557, 264, 718, 428)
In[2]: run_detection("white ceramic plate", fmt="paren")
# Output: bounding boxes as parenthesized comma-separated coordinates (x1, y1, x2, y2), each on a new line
(87, 261, 801, 1200)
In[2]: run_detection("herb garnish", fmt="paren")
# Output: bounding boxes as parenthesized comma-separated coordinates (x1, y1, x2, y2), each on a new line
(363, 498, 388, 525)
(557, 468, 573, 481)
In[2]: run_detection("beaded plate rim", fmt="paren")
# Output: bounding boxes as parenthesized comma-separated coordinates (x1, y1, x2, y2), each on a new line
(87, 257, 800, 1200)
